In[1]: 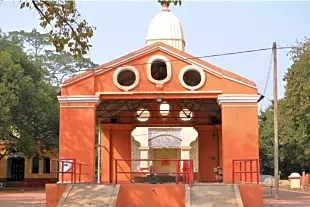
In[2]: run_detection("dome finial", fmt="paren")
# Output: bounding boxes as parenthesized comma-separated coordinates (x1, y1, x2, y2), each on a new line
(161, 2, 170, 11)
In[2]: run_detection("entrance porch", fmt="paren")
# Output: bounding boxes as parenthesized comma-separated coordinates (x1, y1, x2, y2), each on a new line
(57, 95, 260, 184)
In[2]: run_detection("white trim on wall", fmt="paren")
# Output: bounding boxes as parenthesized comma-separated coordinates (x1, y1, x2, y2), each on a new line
(217, 94, 261, 104)
(57, 96, 100, 104)
(95, 90, 222, 95)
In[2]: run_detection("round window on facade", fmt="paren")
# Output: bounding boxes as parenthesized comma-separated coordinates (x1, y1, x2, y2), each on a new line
(159, 102, 170, 116)
(183, 70, 201, 87)
(179, 65, 206, 90)
(117, 69, 136, 86)
(179, 109, 193, 122)
(113, 66, 140, 91)
(136, 109, 150, 122)
(151, 60, 167, 81)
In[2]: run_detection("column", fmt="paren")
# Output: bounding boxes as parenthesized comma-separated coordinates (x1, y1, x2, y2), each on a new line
(218, 94, 261, 183)
(100, 124, 134, 183)
(181, 146, 191, 170)
(58, 95, 99, 183)
(101, 124, 112, 183)
(181, 146, 191, 160)
(139, 147, 149, 171)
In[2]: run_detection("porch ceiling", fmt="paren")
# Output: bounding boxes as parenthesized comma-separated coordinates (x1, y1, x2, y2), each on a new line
(96, 98, 221, 123)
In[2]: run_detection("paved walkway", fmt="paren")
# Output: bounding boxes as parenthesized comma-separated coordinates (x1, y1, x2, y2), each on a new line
(0, 189, 45, 207)
(264, 187, 310, 207)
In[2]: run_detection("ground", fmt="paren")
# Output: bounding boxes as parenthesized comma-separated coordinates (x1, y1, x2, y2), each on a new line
(0, 186, 310, 206)
(0, 188, 45, 207)
(263, 187, 310, 207)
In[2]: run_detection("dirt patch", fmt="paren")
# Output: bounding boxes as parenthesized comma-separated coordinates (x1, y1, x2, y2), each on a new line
(0, 188, 45, 207)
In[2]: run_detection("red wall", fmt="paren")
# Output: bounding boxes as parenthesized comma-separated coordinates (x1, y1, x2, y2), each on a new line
(101, 124, 133, 183)
(115, 184, 185, 207)
(238, 184, 263, 207)
(196, 125, 221, 182)
(45, 184, 67, 207)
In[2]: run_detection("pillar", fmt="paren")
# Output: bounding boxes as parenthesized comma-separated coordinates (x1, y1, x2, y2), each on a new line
(139, 147, 149, 170)
(100, 124, 134, 183)
(58, 95, 99, 183)
(195, 125, 220, 182)
(218, 94, 261, 183)
(180, 146, 191, 172)
(181, 147, 191, 159)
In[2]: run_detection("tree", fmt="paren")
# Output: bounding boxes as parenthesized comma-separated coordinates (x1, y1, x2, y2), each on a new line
(259, 38, 310, 177)
(0, 31, 59, 158)
(158, 0, 182, 6)
(9, 29, 97, 87)
(16, 1, 181, 57)
(18, 0, 95, 57)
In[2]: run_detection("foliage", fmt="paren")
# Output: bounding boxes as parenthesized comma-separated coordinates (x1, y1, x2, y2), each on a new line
(19, 0, 95, 57)
(9, 29, 97, 87)
(158, 0, 182, 6)
(0, 32, 59, 158)
(259, 38, 310, 177)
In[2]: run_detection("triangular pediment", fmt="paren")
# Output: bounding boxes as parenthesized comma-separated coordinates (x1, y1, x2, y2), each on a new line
(61, 42, 257, 96)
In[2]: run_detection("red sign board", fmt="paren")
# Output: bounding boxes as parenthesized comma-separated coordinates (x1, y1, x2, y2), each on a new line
(161, 160, 170, 166)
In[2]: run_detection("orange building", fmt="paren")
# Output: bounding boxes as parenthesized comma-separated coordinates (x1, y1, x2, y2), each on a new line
(56, 4, 262, 185)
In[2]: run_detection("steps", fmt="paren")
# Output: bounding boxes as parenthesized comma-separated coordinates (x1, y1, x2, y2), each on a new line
(189, 184, 243, 207)
(57, 184, 120, 207)
(56, 183, 243, 207)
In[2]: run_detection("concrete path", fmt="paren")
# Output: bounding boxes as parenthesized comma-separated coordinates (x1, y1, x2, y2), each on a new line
(190, 185, 239, 207)
(263, 187, 310, 207)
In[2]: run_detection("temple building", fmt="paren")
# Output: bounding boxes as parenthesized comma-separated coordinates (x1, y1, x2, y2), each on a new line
(56, 4, 262, 184)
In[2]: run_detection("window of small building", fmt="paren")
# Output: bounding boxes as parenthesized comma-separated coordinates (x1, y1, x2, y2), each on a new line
(43, 157, 51, 174)
(32, 157, 39, 174)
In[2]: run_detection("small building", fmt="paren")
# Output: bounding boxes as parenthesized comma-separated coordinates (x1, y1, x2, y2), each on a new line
(0, 141, 58, 187)
(56, 4, 262, 184)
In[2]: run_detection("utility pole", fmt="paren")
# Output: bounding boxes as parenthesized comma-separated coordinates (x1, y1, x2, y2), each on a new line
(272, 42, 279, 199)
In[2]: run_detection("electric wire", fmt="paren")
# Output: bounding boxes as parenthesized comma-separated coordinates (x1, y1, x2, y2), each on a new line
(74, 46, 296, 74)
(259, 50, 273, 112)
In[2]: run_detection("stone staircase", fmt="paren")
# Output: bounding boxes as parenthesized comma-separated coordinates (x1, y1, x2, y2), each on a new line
(57, 184, 120, 207)
(188, 184, 243, 207)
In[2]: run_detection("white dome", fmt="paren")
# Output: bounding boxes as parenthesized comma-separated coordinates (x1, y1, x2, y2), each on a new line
(146, 5, 185, 51)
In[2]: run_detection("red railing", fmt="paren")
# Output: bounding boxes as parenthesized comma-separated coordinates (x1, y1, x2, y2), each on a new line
(115, 159, 194, 186)
(50, 158, 88, 183)
(232, 159, 259, 184)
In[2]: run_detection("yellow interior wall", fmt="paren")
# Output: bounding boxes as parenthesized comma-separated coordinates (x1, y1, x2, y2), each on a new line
(154, 148, 180, 173)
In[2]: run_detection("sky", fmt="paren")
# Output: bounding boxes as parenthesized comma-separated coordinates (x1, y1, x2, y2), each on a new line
(0, 1, 309, 110)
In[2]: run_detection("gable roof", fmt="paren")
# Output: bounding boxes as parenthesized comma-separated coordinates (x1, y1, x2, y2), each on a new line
(62, 42, 257, 89)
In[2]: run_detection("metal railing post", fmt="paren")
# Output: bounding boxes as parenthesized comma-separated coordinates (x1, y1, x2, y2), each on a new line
(115, 160, 118, 184)
(232, 160, 235, 184)
(176, 160, 180, 184)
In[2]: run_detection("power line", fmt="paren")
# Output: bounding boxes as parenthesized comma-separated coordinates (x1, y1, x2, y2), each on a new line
(259, 50, 273, 112)
(76, 46, 295, 73)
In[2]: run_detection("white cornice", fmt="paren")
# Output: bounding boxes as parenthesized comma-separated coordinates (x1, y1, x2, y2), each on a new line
(217, 94, 261, 104)
(57, 96, 100, 104)
(96, 90, 222, 95)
